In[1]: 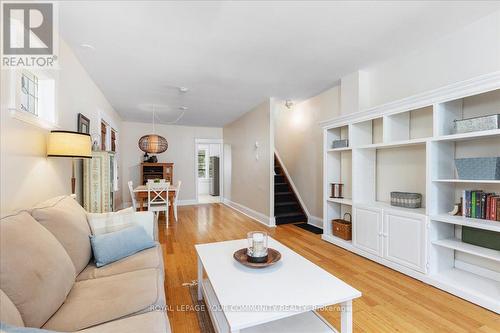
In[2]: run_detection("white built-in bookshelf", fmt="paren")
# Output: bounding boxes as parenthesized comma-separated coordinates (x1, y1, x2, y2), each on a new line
(321, 72, 500, 313)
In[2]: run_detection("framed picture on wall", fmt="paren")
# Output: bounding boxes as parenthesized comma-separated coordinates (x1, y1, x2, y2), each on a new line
(78, 113, 90, 134)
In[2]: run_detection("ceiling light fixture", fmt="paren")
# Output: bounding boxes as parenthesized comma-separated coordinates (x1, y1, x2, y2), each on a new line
(179, 87, 189, 93)
(179, 106, 188, 111)
(285, 100, 294, 110)
(138, 105, 168, 155)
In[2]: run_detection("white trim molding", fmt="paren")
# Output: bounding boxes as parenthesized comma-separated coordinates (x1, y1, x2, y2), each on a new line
(274, 151, 311, 219)
(222, 197, 276, 227)
(178, 199, 198, 206)
(320, 71, 500, 129)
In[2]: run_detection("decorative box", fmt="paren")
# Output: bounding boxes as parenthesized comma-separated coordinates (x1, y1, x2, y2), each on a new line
(332, 213, 352, 240)
(454, 114, 500, 134)
(455, 157, 500, 180)
(332, 139, 348, 149)
(462, 226, 500, 251)
(390, 192, 422, 209)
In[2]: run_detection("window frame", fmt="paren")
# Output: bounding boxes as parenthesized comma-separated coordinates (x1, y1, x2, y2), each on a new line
(197, 147, 209, 179)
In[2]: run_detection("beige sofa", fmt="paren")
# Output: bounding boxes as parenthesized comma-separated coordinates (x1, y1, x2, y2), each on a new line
(0, 196, 171, 332)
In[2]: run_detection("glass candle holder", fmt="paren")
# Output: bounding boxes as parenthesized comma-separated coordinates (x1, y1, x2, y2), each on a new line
(247, 231, 268, 263)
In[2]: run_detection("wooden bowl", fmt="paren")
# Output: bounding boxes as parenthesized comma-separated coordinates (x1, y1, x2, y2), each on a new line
(233, 248, 281, 268)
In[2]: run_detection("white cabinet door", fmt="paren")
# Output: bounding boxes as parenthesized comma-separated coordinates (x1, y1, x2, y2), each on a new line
(353, 206, 383, 257)
(384, 210, 427, 273)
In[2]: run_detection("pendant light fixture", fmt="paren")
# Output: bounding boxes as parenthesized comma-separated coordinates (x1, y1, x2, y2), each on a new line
(138, 105, 168, 154)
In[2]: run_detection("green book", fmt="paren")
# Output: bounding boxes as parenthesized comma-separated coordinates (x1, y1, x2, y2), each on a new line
(471, 191, 476, 218)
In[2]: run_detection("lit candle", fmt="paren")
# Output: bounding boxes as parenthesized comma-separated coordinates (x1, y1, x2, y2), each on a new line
(252, 232, 264, 256)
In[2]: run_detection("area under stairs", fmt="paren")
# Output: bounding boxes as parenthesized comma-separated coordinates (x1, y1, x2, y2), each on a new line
(274, 155, 307, 225)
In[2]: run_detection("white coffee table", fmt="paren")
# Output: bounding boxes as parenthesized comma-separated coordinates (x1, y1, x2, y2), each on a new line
(195, 238, 361, 333)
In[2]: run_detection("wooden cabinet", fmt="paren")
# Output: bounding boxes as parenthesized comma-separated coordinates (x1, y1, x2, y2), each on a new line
(384, 211, 428, 273)
(353, 205, 383, 257)
(141, 163, 174, 184)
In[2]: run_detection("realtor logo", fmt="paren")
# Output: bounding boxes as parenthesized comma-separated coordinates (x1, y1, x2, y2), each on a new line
(2, 2, 58, 67)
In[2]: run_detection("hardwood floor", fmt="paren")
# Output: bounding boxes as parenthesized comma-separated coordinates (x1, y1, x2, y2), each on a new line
(158, 203, 499, 333)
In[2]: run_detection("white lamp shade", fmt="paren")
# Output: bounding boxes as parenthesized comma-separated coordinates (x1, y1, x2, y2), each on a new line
(47, 131, 92, 158)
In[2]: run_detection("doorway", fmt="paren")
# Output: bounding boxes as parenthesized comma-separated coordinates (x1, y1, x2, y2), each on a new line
(195, 139, 223, 204)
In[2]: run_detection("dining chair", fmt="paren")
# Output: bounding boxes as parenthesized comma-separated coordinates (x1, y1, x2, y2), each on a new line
(128, 181, 138, 211)
(173, 180, 182, 222)
(147, 181, 170, 227)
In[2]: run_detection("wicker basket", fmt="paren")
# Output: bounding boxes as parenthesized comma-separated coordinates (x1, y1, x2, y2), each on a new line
(332, 213, 352, 240)
(332, 139, 348, 149)
(390, 192, 422, 209)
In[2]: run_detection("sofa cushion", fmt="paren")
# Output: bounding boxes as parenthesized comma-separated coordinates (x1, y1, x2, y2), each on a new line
(0, 212, 76, 328)
(0, 290, 24, 327)
(77, 311, 171, 333)
(42, 268, 165, 332)
(90, 226, 156, 267)
(31, 196, 92, 274)
(76, 243, 163, 281)
(0, 322, 57, 332)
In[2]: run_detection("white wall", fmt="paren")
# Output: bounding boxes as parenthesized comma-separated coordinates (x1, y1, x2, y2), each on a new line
(223, 99, 273, 223)
(365, 10, 500, 109)
(120, 122, 222, 205)
(0, 39, 122, 215)
(274, 86, 341, 219)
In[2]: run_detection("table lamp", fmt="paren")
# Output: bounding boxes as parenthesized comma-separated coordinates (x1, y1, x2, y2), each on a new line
(47, 130, 92, 194)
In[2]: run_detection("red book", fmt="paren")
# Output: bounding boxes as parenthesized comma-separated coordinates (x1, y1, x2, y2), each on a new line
(497, 198, 500, 221)
(486, 195, 491, 220)
(492, 197, 496, 220)
(492, 197, 499, 221)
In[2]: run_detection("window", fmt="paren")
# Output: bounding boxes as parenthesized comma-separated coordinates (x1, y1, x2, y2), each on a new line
(9, 69, 56, 129)
(20, 71, 38, 116)
(198, 148, 208, 178)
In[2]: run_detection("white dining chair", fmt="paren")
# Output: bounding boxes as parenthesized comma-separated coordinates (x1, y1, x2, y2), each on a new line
(147, 181, 170, 227)
(173, 180, 182, 222)
(128, 181, 138, 211)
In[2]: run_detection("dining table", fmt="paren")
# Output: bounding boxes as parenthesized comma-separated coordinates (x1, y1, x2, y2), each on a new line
(133, 184, 178, 220)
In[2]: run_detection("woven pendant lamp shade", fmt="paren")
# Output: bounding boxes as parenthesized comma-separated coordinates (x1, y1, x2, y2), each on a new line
(138, 134, 168, 154)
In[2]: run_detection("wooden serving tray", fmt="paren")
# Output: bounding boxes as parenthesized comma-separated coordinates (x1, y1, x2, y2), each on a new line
(233, 248, 281, 268)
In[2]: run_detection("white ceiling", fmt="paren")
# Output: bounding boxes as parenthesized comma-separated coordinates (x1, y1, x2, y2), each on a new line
(60, 1, 499, 127)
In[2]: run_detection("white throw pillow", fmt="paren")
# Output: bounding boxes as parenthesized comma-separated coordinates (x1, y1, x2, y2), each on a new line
(86, 207, 135, 235)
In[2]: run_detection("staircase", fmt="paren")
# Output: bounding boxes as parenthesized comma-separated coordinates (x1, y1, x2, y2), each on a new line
(274, 155, 307, 225)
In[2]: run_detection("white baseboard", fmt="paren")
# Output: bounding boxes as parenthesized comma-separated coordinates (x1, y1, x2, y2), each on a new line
(308, 216, 323, 229)
(222, 198, 275, 227)
(178, 199, 198, 206)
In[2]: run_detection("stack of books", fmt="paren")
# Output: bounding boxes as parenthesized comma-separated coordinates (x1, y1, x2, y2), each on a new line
(462, 190, 500, 220)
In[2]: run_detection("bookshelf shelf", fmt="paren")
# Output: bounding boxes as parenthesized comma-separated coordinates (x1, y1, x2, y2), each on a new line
(432, 129, 500, 142)
(327, 147, 351, 152)
(356, 137, 427, 149)
(323, 78, 500, 313)
(433, 179, 500, 184)
(430, 269, 500, 313)
(431, 214, 500, 232)
(432, 238, 500, 262)
(326, 198, 353, 205)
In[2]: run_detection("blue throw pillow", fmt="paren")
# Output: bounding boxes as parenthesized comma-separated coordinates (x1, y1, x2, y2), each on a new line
(90, 226, 155, 267)
(0, 322, 59, 332)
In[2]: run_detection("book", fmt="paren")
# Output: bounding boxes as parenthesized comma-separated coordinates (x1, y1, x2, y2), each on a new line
(497, 198, 500, 221)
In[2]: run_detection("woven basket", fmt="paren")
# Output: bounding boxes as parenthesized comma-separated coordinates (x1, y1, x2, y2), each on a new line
(390, 192, 422, 209)
(332, 213, 352, 240)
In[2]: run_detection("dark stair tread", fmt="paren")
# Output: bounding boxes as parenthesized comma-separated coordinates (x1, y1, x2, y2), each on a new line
(275, 182, 287, 186)
(275, 191, 293, 195)
(275, 212, 306, 218)
(275, 201, 297, 207)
